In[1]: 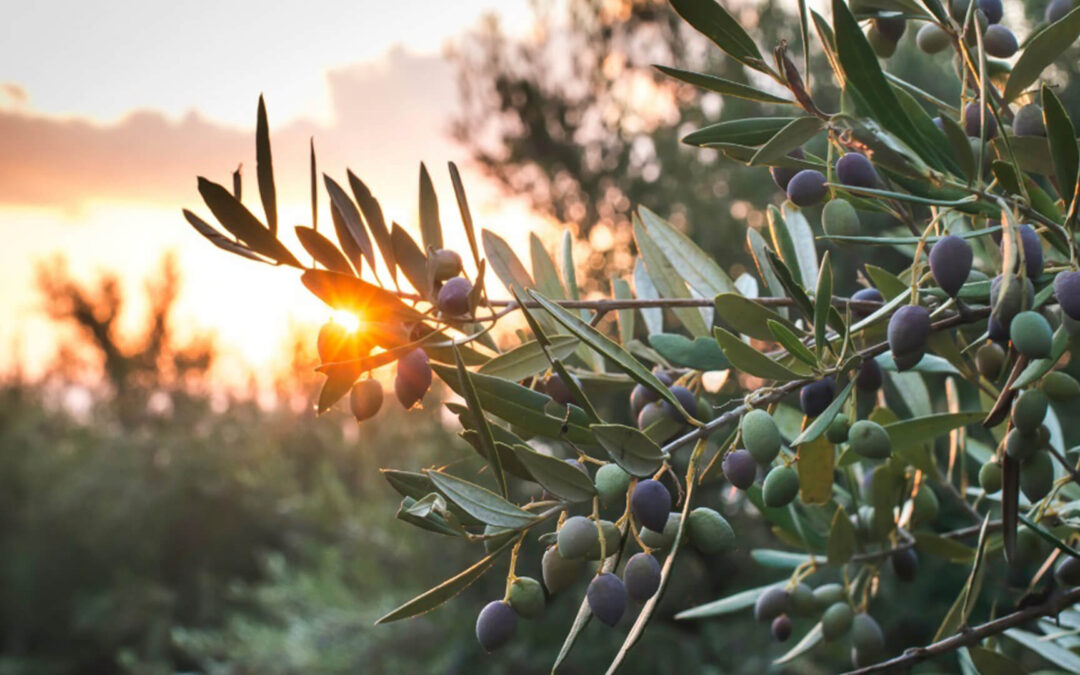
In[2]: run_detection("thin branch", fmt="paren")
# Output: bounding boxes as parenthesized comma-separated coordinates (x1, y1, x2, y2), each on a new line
(843, 586, 1080, 675)
(1048, 445, 1080, 487)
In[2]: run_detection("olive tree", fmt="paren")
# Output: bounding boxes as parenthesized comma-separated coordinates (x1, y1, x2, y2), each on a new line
(181, 0, 1080, 671)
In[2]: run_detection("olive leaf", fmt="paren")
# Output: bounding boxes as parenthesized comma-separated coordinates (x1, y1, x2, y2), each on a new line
(510, 445, 596, 503)
(427, 471, 535, 529)
(591, 424, 666, 477)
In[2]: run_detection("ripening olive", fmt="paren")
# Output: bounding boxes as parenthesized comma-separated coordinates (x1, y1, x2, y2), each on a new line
(849, 420, 892, 459)
(1054, 555, 1080, 586)
(349, 379, 384, 421)
(595, 463, 631, 507)
(687, 507, 736, 555)
(587, 573, 627, 626)
(741, 409, 781, 464)
(814, 583, 846, 608)
(630, 371, 673, 418)
(437, 276, 473, 316)
(826, 417, 850, 444)
(640, 512, 681, 552)
(542, 546, 583, 594)
(1045, 371, 1080, 400)
(476, 600, 516, 652)
(585, 520, 621, 561)
(964, 102, 998, 139)
(762, 465, 800, 507)
(557, 516, 598, 560)
(1012, 389, 1048, 433)
(978, 0, 1003, 23)
(979, 460, 1003, 493)
(1047, 0, 1074, 24)
(913, 486, 940, 523)
(822, 602, 854, 641)
(723, 449, 758, 490)
(891, 548, 919, 582)
(888, 305, 931, 357)
(1013, 104, 1047, 137)
(432, 248, 463, 281)
(544, 373, 579, 406)
(771, 615, 793, 642)
(754, 586, 789, 622)
(822, 198, 860, 237)
(1003, 224, 1045, 279)
(851, 288, 884, 318)
(975, 342, 1006, 380)
(623, 553, 661, 602)
(663, 385, 699, 422)
(983, 25, 1018, 58)
(836, 153, 878, 189)
(856, 359, 883, 393)
(917, 23, 951, 53)
(800, 377, 836, 417)
(1021, 450, 1054, 502)
(637, 401, 668, 432)
(929, 235, 973, 297)
(631, 479, 672, 532)
(770, 147, 806, 191)
(990, 275, 1035, 329)
(789, 583, 817, 616)
(1054, 271, 1080, 320)
(394, 348, 432, 409)
(867, 25, 898, 58)
(852, 613, 886, 654)
(787, 170, 828, 207)
(508, 577, 545, 618)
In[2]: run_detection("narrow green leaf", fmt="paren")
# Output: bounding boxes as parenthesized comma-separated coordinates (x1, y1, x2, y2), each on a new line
(668, 0, 768, 72)
(427, 471, 535, 529)
(633, 215, 708, 336)
(477, 336, 578, 381)
(295, 226, 353, 275)
(634, 258, 664, 334)
(255, 95, 277, 234)
(768, 320, 817, 367)
(715, 293, 800, 341)
(864, 264, 908, 300)
(1005, 628, 1080, 672)
(765, 247, 815, 321)
(1042, 86, 1079, 211)
(676, 582, 782, 620)
(638, 206, 736, 297)
(884, 412, 984, 455)
(797, 435, 835, 506)
(300, 269, 424, 323)
(1018, 513, 1080, 558)
(325, 174, 376, 271)
(751, 117, 825, 166)
(648, 333, 729, 371)
(714, 326, 811, 381)
(751, 549, 811, 569)
(654, 65, 794, 104)
(396, 496, 464, 537)
(528, 290, 693, 417)
(511, 444, 596, 503)
(447, 161, 481, 269)
(347, 170, 395, 280)
(684, 117, 799, 147)
(612, 276, 635, 346)
(814, 251, 832, 361)
(913, 532, 975, 564)
(418, 163, 443, 252)
(390, 222, 430, 299)
(453, 345, 507, 497)
(967, 646, 1027, 675)
(375, 538, 513, 624)
(1004, 7, 1080, 102)
(747, 228, 787, 314)
(433, 363, 595, 444)
(827, 506, 855, 565)
(529, 233, 566, 299)
(934, 515, 991, 641)
(182, 209, 267, 263)
(482, 228, 535, 294)
(196, 177, 300, 266)
(591, 424, 666, 477)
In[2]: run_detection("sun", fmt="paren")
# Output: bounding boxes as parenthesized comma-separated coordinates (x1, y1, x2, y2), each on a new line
(330, 309, 362, 333)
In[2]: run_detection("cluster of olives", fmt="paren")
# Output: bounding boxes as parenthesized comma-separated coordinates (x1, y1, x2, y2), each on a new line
(770, 147, 878, 217)
(631, 370, 707, 435)
(477, 471, 737, 651)
(913, 0, 1021, 62)
(432, 248, 475, 317)
(722, 408, 800, 507)
(755, 582, 886, 667)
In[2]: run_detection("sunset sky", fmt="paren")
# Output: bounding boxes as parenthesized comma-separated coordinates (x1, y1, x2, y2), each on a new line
(1, 0, 556, 386)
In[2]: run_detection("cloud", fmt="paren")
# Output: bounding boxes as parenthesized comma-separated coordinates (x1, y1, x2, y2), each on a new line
(0, 47, 460, 213)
